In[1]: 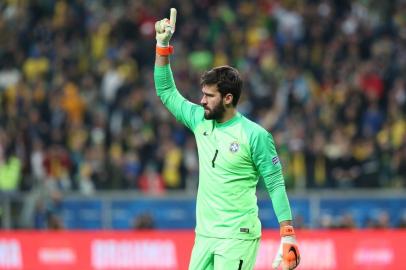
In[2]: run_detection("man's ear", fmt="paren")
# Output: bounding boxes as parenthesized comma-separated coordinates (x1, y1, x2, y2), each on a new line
(223, 93, 234, 106)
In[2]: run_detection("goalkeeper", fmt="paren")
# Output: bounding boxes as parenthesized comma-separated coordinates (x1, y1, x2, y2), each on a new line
(154, 8, 300, 270)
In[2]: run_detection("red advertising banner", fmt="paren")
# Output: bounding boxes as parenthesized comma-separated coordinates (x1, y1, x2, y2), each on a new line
(0, 230, 405, 270)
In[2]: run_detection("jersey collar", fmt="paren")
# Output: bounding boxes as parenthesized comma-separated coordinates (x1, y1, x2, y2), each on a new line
(215, 112, 241, 128)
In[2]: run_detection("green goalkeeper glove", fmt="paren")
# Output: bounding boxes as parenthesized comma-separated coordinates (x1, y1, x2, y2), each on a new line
(155, 8, 177, 47)
(272, 225, 301, 270)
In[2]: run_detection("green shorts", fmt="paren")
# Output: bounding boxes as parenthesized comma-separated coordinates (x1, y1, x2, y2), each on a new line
(188, 235, 260, 270)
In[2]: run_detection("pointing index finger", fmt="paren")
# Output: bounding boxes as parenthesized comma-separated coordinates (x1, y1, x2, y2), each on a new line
(169, 8, 177, 32)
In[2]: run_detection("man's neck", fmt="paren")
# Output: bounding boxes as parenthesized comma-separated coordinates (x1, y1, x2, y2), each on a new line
(217, 108, 237, 123)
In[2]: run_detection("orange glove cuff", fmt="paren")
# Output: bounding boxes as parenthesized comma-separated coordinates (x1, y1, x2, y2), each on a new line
(280, 225, 295, 236)
(156, 45, 174, 56)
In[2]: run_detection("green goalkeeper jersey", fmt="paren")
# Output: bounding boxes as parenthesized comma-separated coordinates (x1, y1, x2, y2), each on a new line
(154, 64, 292, 240)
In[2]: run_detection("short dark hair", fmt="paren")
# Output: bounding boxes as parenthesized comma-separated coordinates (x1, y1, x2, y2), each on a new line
(200, 65, 242, 107)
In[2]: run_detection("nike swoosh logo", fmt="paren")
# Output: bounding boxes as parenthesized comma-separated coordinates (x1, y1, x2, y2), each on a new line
(289, 246, 299, 266)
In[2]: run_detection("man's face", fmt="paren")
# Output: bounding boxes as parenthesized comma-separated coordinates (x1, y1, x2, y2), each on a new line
(200, 85, 225, 120)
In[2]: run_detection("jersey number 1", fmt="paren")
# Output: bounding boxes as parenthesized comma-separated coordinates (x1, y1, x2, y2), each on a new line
(212, 149, 219, 168)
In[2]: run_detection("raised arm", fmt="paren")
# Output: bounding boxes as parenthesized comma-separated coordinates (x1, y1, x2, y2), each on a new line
(153, 8, 203, 131)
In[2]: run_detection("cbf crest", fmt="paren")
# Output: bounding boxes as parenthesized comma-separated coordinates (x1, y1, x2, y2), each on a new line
(229, 141, 240, 153)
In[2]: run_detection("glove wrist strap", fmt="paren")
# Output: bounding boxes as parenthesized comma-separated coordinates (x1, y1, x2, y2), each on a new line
(280, 225, 295, 237)
(156, 45, 174, 56)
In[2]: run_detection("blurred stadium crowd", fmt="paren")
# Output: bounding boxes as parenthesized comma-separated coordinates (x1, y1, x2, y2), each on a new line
(0, 0, 406, 203)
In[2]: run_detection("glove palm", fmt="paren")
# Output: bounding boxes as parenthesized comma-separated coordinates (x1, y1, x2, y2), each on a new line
(155, 8, 177, 47)
(272, 227, 300, 270)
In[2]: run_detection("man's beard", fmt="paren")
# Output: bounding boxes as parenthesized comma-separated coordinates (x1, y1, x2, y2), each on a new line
(204, 101, 226, 120)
